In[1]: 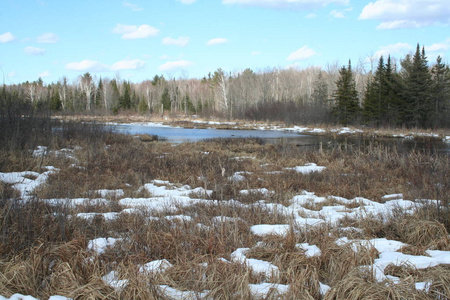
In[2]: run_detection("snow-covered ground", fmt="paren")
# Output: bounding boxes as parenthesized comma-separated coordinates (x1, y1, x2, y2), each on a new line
(1, 146, 448, 299)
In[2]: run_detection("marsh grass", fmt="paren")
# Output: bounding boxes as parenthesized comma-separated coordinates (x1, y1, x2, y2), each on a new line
(1, 115, 450, 298)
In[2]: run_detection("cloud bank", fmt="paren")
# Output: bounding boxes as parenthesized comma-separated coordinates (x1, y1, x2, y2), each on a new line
(206, 38, 228, 46)
(65, 60, 108, 72)
(113, 24, 159, 39)
(24, 46, 46, 55)
(159, 60, 193, 72)
(123, 1, 143, 11)
(0, 32, 16, 43)
(223, 0, 348, 9)
(177, 0, 197, 4)
(287, 46, 316, 61)
(37, 33, 59, 43)
(163, 36, 190, 47)
(111, 59, 146, 70)
(359, 0, 450, 29)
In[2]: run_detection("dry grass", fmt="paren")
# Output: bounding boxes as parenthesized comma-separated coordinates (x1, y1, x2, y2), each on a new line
(324, 268, 428, 299)
(1, 118, 450, 299)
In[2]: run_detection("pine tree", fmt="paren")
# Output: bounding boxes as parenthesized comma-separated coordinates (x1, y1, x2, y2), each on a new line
(402, 44, 432, 127)
(49, 85, 61, 111)
(161, 87, 171, 111)
(96, 78, 103, 108)
(311, 71, 328, 107)
(430, 56, 450, 127)
(109, 79, 121, 113)
(120, 81, 131, 109)
(383, 56, 403, 125)
(332, 60, 360, 125)
(138, 97, 149, 114)
(363, 56, 386, 125)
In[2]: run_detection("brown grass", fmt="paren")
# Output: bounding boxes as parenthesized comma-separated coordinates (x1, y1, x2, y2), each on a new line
(1, 119, 450, 299)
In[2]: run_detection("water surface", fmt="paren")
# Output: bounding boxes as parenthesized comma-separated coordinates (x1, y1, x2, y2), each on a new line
(111, 124, 450, 154)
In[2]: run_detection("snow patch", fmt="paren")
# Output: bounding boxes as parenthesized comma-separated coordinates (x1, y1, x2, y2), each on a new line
(296, 243, 322, 257)
(139, 259, 173, 274)
(285, 163, 326, 174)
(231, 248, 279, 278)
(250, 224, 290, 237)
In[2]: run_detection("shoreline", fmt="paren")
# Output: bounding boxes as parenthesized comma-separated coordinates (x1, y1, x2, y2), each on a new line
(53, 114, 450, 141)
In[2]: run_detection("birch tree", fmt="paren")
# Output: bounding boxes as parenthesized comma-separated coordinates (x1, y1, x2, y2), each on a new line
(79, 72, 93, 111)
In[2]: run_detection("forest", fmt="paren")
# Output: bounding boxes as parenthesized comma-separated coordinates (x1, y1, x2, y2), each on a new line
(2, 44, 449, 128)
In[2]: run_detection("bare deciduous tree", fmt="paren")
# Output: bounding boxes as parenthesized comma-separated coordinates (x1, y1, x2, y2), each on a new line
(79, 73, 93, 111)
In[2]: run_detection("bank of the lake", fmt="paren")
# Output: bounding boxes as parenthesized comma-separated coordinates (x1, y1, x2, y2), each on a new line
(54, 114, 450, 142)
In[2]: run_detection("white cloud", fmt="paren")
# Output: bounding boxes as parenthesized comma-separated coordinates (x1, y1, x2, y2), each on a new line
(206, 38, 228, 46)
(371, 42, 413, 60)
(0, 32, 16, 43)
(177, 0, 197, 4)
(223, 0, 348, 9)
(163, 36, 189, 47)
(287, 46, 316, 61)
(427, 38, 450, 52)
(24, 46, 46, 55)
(113, 24, 159, 40)
(359, 0, 450, 29)
(38, 71, 50, 78)
(158, 60, 193, 72)
(330, 9, 345, 18)
(65, 60, 108, 72)
(111, 59, 146, 70)
(37, 32, 59, 43)
(123, 1, 143, 11)
(330, 7, 352, 19)
(305, 13, 317, 19)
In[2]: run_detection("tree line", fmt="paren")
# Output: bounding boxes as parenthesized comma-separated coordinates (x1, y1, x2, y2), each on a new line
(1, 44, 449, 128)
(335, 44, 449, 128)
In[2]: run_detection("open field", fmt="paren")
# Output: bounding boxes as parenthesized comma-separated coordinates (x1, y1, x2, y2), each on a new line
(1, 119, 450, 299)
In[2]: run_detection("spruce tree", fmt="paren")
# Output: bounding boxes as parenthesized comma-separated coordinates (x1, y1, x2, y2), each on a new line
(138, 97, 149, 114)
(109, 79, 121, 113)
(363, 56, 386, 125)
(402, 44, 432, 127)
(332, 60, 360, 125)
(96, 78, 103, 108)
(311, 71, 329, 107)
(161, 87, 171, 111)
(49, 85, 61, 111)
(383, 56, 403, 125)
(120, 81, 132, 109)
(430, 56, 450, 127)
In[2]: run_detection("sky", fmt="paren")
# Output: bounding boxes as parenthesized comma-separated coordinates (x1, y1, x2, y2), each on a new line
(1, 0, 450, 85)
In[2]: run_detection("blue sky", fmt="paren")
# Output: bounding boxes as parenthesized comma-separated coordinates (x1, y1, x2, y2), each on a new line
(1, 0, 449, 84)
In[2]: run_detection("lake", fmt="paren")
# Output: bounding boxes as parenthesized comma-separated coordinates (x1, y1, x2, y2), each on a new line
(111, 123, 450, 154)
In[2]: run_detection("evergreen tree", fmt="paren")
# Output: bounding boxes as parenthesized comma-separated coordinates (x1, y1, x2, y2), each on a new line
(332, 60, 360, 125)
(161, 87, 171, 111)
(96, 78, 103, 108)
(383, 56, 404, 125)
(138, 97, 149, 114)
(363, 56, 386, 125)
(430, 56, 450, 127)
(120, 81, 132, 109)
(311, 71, 328, 106)
(109, 79, 121, 113)
(49, 85, 61, 111)
(402, 44, 432, 127)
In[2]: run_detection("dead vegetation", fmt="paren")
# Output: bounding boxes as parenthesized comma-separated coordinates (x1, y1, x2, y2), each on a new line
(0, 117, 449, 299)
